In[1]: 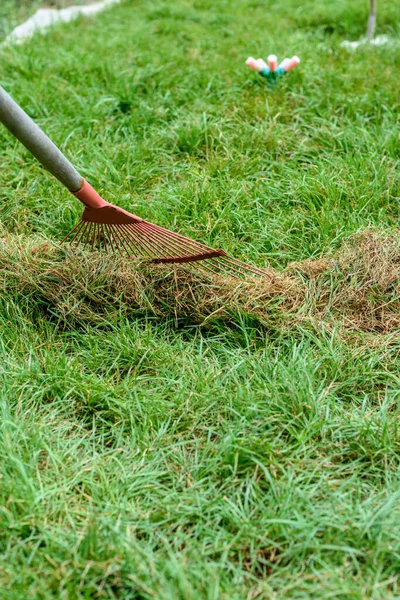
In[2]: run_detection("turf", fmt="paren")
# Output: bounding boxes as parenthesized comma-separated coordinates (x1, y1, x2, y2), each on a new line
(0, 0, 84, 41)
(1, 0, 400, 598)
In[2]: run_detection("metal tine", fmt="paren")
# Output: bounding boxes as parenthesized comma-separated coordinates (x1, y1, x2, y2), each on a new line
(188, 258, 230, 278)
(140, 227, 213, 263)
(129, 227, 161, 258)
(134, 223, 248, 278)
(106, 224, 123, 256)
(117, 224, 153, 257)
(129, 228, 177, 259)
(121, 224, 189, 265)
(129, 223, 193, 259)
(97, 222, 102, 251)
(96, 222, 101, 250)
(144, 221, 213, 251)
(140, 222, 212, 255)
(131, 229, 220, 272)
(212, 257, 254, 278)
(104, 224, 115, 253)
(81, 222, 93, 250)
(92, 222, 97, 250)
(221, 255, 268, 277)
(125, 224, 176, 258)
(68, 218, 266, 280)
(134, 225, 184, 259)
(115, 223, 151, 257)
(141, 222, 264, 277)
(120, 224, 153, 258)
(212, 257, 261, 277)
(121, 224, 165, 258)
(192, 257, 240, 279)
(198, 252, 265, 278)
(110, 224, 129, 257)
(62, 220, 83, 244)
(137, 223, 247, 277)
(111, 225, 134, 258)
(75, 221, 90, 248)
(195, 256, 244, 279)
(125, 223, 225, 277)
(117, 225, 146, 257)
(138, 222, 216, 260)
(134, 230, 180, 258)
(91, 222, 98, 250)
(139, 222, 209, 256)
(101, 224, 108, 252)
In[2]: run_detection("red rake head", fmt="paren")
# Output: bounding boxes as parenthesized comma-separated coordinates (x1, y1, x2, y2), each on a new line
(63, 181, 268, 279)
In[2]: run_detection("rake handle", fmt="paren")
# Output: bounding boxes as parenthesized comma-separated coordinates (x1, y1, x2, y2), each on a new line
(0, 85, 83, 192)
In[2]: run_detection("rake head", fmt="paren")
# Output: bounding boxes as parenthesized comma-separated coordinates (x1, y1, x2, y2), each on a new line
(63, 193, 267, 280)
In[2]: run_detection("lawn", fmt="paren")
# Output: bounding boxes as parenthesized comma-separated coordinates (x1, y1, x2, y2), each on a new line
(0, 0, 78, 41)
(1, 0, 400, 598)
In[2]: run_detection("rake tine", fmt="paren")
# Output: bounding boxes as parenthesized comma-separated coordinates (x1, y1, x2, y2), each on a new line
(82, 222, 93, 250)
(75, 220, 90, 248)
(128, 226, 174, 258)
(138, 222, 250, 276)
(138, 222, 213, 260)
(143, 221, 208, 247)
(117, 225, 144, 257)
(141, 222, 212, 255)
(111, 224, 130, 257)
(221, 255, 268, 277)
(105, 224, 122, 255)
(130, 226, 161, 257)
(112, 224, 138, 257)
(112, 225, 131, 257)
(191, 256, 241, 278)
(61, 220, 83, 244)
(125, 224, 224, 277)
(102, 224, 118, 252)
(90, 222, 97, 251)
(211, 257, 257, 278)
(131, 223, 189, 259)
(212, 257, 261, 278)
(118, 224, 152, 257)
(135, 225, 178, 259)
(120, 224, 161, 258)
(102, 224, 108, 252)
(187, 258, 229, 278)
(104, 224, 115, 253)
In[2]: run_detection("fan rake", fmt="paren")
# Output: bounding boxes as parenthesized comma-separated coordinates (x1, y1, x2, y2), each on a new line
(0, 86, 267, 280)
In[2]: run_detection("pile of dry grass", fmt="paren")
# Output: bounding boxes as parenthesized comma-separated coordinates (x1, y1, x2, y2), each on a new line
(1, 230, 400, 334)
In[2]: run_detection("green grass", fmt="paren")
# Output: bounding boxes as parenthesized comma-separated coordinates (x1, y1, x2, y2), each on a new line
(1, 0, 400, 597)
(0, 0, 96, 41)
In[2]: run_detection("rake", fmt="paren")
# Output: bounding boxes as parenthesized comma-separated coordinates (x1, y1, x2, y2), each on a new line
(0, 86, 267, 279)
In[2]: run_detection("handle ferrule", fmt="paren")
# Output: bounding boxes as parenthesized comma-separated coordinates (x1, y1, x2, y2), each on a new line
(72, 179, 108, 209)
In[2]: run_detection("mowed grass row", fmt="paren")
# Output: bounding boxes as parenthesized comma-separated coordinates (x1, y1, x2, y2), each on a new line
(1, 0, 400, 598)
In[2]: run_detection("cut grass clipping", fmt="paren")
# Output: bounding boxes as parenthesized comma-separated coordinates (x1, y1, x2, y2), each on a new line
(1, 229, 399, 334)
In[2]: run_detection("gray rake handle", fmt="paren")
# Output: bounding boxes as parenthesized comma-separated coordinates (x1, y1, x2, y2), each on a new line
(0, 85, 83, 192)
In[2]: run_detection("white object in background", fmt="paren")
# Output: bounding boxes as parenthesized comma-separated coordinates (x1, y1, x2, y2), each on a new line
(245, 56, 260, 71)
(267, 54, 277, 72)
(341, 35, 394, 50)
(278, 58, 291, 71)
(6, 0, 120, 43)
(285, 56, 300, 71)
(256, 58, 268, 70)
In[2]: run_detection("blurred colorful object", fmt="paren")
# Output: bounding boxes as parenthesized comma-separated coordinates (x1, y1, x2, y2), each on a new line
(246, 55, 300, 84)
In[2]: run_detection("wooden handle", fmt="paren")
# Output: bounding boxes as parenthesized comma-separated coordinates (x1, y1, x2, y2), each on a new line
(0, 85, 83, 192)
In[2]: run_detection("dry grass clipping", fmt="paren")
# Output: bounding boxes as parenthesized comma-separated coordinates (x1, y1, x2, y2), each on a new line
(1, 230, 400, 334)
